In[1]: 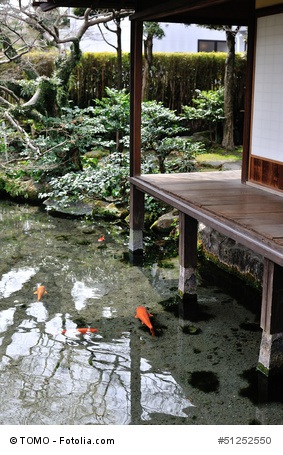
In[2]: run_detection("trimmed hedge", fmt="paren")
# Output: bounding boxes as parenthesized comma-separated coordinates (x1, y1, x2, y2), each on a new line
(0, 51, 56, 79)
(69, 52, 131, 107)
(69, 51, 246, 113)
(149, 52, 246, 112)
(0, 50, 247, 112)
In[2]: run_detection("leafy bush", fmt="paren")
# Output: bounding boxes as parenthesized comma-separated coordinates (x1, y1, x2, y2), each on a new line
(182, 88, 224, 142)
(91, 87, 130, 152)
(37, 89, 206, 212)
(39, 151, 169, 223)
(141, 100, 201, 173)
(39, 152, 130, 208)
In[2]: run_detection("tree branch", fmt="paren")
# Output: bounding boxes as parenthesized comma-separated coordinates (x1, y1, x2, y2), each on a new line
(3, 111, 41, 155)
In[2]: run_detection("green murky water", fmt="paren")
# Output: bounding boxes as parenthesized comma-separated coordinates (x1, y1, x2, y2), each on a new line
(0, 199, 282, 425)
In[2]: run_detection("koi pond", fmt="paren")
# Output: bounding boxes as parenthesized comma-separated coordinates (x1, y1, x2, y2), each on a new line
(0, 199, 283, 425)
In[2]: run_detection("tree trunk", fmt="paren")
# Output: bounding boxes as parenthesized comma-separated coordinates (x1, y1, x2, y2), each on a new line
(54, 39, 82, 109)
(142, 35, 153, 101)
(116, 16, 123, 90)
(222, 28, 235, 151)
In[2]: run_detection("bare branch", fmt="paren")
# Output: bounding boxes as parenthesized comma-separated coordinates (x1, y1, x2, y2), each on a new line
(3, 111, 41, 155)
(98, 23, 117, 51)
(0, 95, 14, 108)
(0, 85, 20, 104)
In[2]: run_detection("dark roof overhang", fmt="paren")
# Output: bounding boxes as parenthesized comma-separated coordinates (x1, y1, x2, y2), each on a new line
(32, 0, 254, 25)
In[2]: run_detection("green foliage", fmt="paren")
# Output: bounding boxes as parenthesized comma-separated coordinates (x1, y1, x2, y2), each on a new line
(69, 52, 131, 107)
(0, 50, 246, 116)
(39, 150, 168, 223)
(143, 22, 165, 40)
(38, 91, 205, 209)
(68, 51, 246, 113)
(8, 88, 205, 203)
(163, 140, 206, 173)
(183, 88, 225, 142)
(142, 101, 186, 141)
(183, 88, 224, 123)
(0, 51, 56, 80)
(141, 100, 203, 173)
(31, 88, 130, 170)
(148, 52, 240, 111)
(92, 87, 130, 151)
(39, 152, 130, 208)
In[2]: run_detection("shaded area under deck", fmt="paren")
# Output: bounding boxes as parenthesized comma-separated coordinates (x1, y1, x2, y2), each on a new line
(130, 170, 283, 375)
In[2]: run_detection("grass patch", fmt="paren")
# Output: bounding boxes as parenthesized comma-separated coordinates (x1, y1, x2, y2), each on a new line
(196, 146, 242, 163)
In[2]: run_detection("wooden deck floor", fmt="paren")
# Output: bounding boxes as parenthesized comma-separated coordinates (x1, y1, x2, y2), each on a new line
(130, 170, 283, 266)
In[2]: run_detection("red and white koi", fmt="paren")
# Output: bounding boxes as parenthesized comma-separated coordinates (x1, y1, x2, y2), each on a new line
(61, 327, 98, 336)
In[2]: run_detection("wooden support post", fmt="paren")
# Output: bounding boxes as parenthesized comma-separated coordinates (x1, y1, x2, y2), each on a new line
(129, 184, 144, 254)
(178, 212, 198, 304)
(258, 259, 283, 375)
(129, 20, 144, 259)
(130, 19, 143, 178)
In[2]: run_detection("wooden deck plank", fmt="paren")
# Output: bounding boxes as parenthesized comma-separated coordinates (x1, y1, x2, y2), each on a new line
(130, 170, 283, 265)
(204, 202, 283, 215)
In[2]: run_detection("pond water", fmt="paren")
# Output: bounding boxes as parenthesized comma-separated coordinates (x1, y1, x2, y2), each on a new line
(0, 199, 282, 425)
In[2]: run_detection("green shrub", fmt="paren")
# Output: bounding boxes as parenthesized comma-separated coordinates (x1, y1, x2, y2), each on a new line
(183, 87, 224, 142)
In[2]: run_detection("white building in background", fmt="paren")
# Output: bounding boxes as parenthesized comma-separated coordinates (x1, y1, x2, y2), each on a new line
(153, 23, 247, 53)
(64, 16, 247, 53)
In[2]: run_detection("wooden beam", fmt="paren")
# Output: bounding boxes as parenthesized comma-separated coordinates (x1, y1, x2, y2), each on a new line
(178, 212, 198, 299)
(261, 259, 283, 334)
(179, 212, 198, 270)
(242, 4, 256, 183)
(131, 0, 233, 21)
(130, 19, 143, 177)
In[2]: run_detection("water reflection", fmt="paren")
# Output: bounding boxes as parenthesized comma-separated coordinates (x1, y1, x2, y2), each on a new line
(0, 198, 193, 424)
(71, 279, 107, 311)
(0, 308, 16, 332)
(0, 267, 37, 298)
(26, 302, 48, 322)
(0, 200, 282, 425)
(140, 358, 192, 420)
(0, 300, 193, 424)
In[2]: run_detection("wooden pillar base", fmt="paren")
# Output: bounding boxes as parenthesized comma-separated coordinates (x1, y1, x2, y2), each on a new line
(178, 265, 197, 299)
(258, 259, 283, 375)
(129, 184, 144, 255)
(258, 332, 283, 376)
(178, 213, 198, 306)
(129, 229, 143, 254)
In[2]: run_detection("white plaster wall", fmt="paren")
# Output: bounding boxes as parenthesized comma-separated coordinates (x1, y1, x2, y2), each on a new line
(251, 13, 283, 162)
(153, 23, 246, 53)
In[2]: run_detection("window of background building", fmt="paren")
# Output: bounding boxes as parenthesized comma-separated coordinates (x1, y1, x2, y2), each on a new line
(198, 40, 227, 52)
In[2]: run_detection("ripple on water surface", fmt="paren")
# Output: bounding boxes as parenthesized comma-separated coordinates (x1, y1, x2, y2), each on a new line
(0, 200, 281, 425)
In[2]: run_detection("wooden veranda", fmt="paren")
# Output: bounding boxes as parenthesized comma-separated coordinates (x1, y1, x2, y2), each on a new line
(131, 170, 283, 265)
(129, 169, 283, 376)
(127, 1, 283, 376)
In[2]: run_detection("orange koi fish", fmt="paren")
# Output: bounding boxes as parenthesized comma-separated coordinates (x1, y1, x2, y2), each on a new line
(61, 328, 98, 335)
(98, 235, 105, 242)
(135, 306, 155, 336)
(34, 285, 47, 301)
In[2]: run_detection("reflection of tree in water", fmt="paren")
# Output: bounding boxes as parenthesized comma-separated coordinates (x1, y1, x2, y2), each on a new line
(0, 304, 192, 424)
(0, 202, 192, 424)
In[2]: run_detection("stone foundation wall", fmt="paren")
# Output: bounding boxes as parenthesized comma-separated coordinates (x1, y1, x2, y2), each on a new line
(198, 223, 264, 287)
